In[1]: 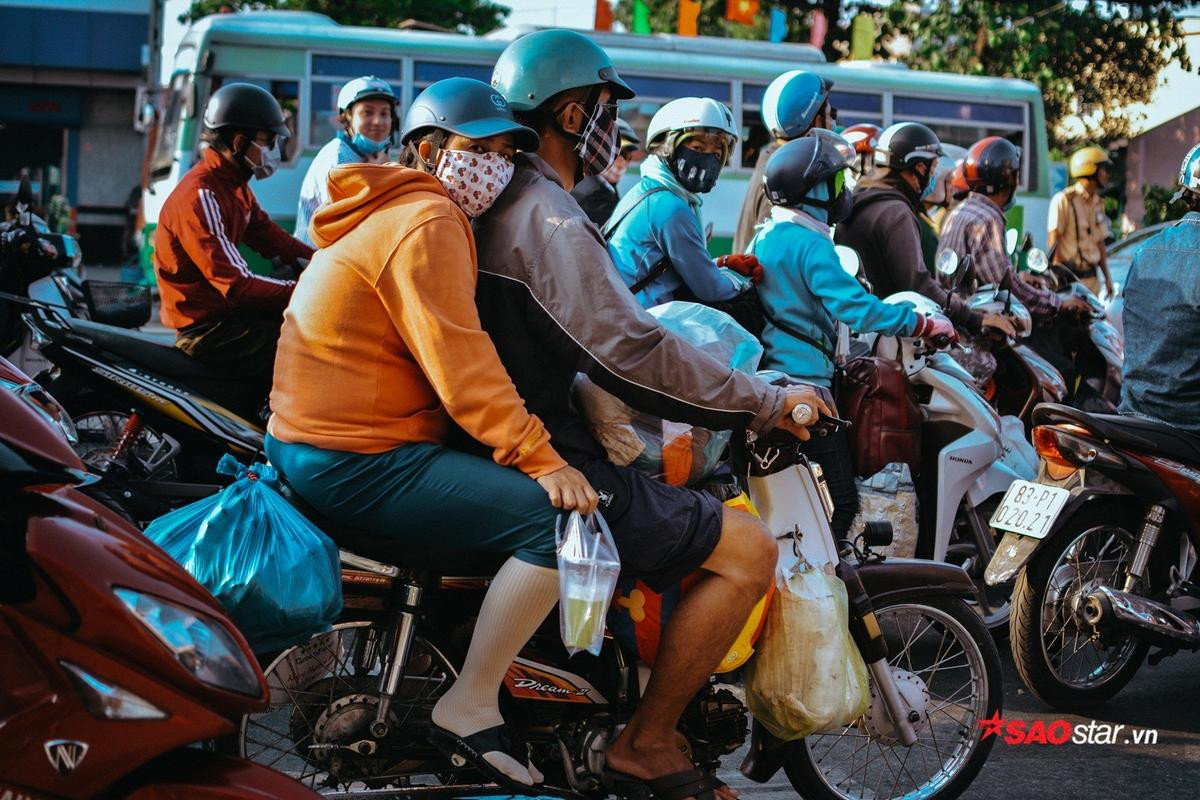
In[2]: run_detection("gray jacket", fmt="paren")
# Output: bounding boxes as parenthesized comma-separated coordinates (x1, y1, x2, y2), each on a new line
(472, 153, 787, 459)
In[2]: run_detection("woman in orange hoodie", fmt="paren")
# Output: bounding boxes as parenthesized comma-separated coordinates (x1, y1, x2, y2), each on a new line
(266, 78, 597, 790)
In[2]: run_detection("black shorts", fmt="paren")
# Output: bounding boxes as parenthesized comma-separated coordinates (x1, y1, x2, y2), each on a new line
(577, 458, 725, 592)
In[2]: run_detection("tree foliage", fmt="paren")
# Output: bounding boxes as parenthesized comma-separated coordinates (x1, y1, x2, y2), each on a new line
(179, 0, 511, 35)
(879, 1, 1193, 149)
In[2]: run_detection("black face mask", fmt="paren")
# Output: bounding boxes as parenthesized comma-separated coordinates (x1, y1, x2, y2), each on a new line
(671, 147, 723, 194)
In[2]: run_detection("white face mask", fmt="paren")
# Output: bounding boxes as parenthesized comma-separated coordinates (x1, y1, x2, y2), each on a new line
(434, 150, 515, 218)
(245, 138, 282, 180)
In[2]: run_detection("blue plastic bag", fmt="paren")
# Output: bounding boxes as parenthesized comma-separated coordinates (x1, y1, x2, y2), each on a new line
(144, 454, 342, 653)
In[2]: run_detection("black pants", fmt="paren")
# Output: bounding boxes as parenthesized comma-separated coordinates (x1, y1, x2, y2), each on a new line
(175, 315, 283, 419)
(798, 427, 859, 541)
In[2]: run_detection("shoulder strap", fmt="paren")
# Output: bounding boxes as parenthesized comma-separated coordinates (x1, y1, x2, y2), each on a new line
(758, 299, 837, 362)
(605, 186, 673, 297)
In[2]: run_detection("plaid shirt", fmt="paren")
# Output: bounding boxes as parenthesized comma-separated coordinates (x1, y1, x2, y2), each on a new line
(937, 192, 1060, 318)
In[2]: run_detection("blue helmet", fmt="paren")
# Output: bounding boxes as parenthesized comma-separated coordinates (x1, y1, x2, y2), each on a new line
(491, 29, 634, 113)
(761, 70, 833, 140)
(401, 77, 539, 152)
(1172, 143, 1200, 203)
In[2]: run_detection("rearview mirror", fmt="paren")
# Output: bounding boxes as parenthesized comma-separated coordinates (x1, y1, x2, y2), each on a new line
(16, 175, 34, 207)
(1005, 228, 1019, 256)
(1026, 247, 1048, 274)
(834, 245, 861, 277)
(936, 249, 958, 277)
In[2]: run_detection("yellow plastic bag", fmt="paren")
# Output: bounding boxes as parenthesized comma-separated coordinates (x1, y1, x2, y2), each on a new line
(745, 563, 870, 741)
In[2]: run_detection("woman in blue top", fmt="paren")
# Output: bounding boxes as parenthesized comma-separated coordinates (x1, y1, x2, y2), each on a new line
(605, 97, 763, 307)
(749, 132, 955, 537)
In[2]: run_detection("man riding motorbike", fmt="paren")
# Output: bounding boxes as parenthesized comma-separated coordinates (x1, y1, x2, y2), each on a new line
(153, 83, 313, 417)
(266, 77, 598, 791)
(1120, 143, 1200, 433)
(295, 75, 399, 246)
(1048, 145, 1114, 298)
(570, 117, 640, 226)
(476, 29, 827, 800)
(748, 131, 956, 539)
(937, 136, 1090, 322)
(733, 69, 835, 253)
(606, 97, 762, 308)
(836, 122, 1012, 339)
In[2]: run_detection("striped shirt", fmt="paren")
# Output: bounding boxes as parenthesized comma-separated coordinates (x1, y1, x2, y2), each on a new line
(937, 192, 1060, 318)
(153, 147, 312, 330)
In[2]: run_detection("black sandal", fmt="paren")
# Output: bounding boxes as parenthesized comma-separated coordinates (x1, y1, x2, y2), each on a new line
(602, 766, 721, 800)
(428, 722, 537, 792)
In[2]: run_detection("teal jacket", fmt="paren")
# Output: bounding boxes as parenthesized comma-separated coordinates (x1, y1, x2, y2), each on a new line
(605, 155, 741, 308)
(749, 208, 918, 387)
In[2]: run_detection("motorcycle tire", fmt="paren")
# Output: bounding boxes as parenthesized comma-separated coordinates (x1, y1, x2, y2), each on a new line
(1009, 500, 1149, 712)
(783, 595, 1002, 800)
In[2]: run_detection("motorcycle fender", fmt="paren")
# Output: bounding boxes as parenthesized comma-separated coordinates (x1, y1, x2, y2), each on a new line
(854, 557, 975, 605)
(984, 488, 1110, 585)
(117, 748, 323, 799)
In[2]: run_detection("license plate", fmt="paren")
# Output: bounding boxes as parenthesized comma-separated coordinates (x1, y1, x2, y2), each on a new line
(989, 480, 1071, 539)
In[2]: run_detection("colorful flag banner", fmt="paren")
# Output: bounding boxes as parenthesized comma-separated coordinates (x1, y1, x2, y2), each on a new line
(725, 0, 759, 27)
(595, 0, 613, 31)
(633, 0, 652, 34)
(809, 8, 828, 48)
(850, 12, 876, 59)
(679, 0, 701, 36)
(769, 7, 787, 42)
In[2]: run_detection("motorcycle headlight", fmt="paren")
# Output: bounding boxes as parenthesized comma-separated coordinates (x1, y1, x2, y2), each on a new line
(0, 377, 78, 444)
(114, 588, 260, 697)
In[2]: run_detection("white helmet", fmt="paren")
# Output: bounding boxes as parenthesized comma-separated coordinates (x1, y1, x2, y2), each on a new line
(646, 97, 738, 152)
(337, 76, 397, 113)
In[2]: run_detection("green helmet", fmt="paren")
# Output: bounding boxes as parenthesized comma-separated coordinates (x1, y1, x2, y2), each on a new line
(491, 29, 635, 112)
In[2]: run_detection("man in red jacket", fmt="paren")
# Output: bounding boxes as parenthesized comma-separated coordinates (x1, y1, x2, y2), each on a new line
(153, 83, 313, 413)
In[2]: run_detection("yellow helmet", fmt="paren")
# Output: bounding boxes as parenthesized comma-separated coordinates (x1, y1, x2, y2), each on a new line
(1069, 146, 1112, 180)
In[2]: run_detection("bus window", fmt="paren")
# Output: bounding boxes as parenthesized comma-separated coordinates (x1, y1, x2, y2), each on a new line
(618, 75, 732, 164)
(150, 72, 192, 180)
(892, 96, 1030, 188)
(740, 85, 881, 169)
(414, 61, 493, 88)
(207, 76, 301, 163)
(308, 54, 403, 148)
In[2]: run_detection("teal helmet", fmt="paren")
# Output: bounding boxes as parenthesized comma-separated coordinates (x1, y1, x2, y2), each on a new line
(402, 77, 539, 151)
(1171, 143, 1200, 203)
(491, 29, 635, 112)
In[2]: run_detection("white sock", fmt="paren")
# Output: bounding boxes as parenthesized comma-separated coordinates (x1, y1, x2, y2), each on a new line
(432, 557, 558, 785)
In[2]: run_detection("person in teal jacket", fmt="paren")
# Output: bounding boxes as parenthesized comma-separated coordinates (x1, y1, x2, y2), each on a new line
(750, 132, 955, 536)
(605, 97, 763, 307)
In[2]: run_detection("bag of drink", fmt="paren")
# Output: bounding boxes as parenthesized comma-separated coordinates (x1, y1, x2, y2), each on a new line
(556, 511, 621, 656)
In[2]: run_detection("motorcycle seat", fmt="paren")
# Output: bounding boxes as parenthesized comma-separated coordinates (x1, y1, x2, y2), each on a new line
(62, 317, 227, 382)
(1035, 403, 1200, 466)
(275, 479, 505, 576)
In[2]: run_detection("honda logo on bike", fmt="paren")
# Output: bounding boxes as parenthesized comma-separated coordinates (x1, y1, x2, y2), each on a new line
(44, 740, 88, 776)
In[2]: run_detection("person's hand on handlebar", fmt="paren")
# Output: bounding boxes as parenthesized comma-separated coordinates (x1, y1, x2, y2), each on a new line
(536, 464, 600, 514)
(776, 385, 835, 441)
(1059, 296, 1091, 318)
(912, 312, 958, 348)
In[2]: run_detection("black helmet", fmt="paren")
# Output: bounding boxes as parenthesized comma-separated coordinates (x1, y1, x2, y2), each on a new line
(401, 77, 539, 152)
(204, 83, 289, 138)
(963, 136, 1022, 196)
(616, 118, 640, 150)
(764, 129, 855, 208)
(874, 122, 943, 170)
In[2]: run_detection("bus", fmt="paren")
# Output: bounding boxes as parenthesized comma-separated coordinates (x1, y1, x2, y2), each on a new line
(140, 10, 1051, 276)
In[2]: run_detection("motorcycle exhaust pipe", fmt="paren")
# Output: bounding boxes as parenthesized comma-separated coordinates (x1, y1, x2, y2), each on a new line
(1083, 585, 1200, 647)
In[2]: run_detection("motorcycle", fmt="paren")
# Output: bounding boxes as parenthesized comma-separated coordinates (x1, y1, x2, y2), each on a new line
(984, 402, 1200, 711)
(0, 355, 321, 799)
(13, 296, 264, 523)
(229, 428, 1002, 799)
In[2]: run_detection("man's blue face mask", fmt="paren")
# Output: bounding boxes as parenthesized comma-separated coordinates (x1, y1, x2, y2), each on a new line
(351, 132, 389, 155)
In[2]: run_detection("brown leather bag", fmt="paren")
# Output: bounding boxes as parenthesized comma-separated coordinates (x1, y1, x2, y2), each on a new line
(837, 355, 922, 478)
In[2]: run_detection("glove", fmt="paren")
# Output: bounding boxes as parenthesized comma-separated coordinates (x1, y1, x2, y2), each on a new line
(980, 313, 1017, 339)
(912, 312, 959, 346)
(717, 254, 764, 285)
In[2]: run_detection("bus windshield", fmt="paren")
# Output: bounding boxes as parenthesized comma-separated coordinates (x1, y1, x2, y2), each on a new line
(150, 72, 191, 180)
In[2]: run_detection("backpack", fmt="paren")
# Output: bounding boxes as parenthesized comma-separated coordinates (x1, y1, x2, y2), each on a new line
(837, 347, 922, 478)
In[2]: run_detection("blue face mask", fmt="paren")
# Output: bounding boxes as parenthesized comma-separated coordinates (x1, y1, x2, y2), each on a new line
(350, 132, 390, 155)
(919, 165, 937, 201)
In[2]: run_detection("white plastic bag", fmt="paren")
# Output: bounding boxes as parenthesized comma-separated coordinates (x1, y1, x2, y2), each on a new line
(745, 562, 870, 740)
(556, 511, 621, 656)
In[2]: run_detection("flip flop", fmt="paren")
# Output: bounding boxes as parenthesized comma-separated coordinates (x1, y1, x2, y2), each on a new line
(602, 766, 721, 800)
(428, 722, 538, 793)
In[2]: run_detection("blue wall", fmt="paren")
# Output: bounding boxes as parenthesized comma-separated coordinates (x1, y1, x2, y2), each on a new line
(0, 5, 148, 73)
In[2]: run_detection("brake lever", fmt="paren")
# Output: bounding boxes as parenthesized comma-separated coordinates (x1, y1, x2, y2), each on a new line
(810, 414, 852, 437)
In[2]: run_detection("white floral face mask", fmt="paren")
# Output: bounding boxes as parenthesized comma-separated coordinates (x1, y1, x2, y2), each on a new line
(434, 150, 514, 217)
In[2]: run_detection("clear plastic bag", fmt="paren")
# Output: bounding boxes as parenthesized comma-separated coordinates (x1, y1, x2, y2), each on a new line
(745, 562, 870, 741)
(556, 511, 621, 656)
(573, 301, 763, 485)
(144, 454, 343, 653)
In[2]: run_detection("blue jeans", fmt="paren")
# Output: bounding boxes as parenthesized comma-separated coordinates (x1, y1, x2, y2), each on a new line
(265, 435, 559, 568)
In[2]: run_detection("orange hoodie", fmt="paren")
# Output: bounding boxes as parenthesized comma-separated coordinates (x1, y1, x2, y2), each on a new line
(268, 164, 566, 478)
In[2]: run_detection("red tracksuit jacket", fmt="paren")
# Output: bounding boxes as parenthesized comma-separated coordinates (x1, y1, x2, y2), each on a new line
(153, 147, 314, 330)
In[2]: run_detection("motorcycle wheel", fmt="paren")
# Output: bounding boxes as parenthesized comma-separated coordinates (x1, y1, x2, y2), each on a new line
(784, 596, 1002, 800)
(238, 621, 459, 796)
(1009, 501, 1149, 712)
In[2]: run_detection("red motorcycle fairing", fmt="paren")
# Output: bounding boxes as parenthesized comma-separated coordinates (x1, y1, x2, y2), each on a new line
(116, 748, 322, 799)
(0, 357, 85, 476)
